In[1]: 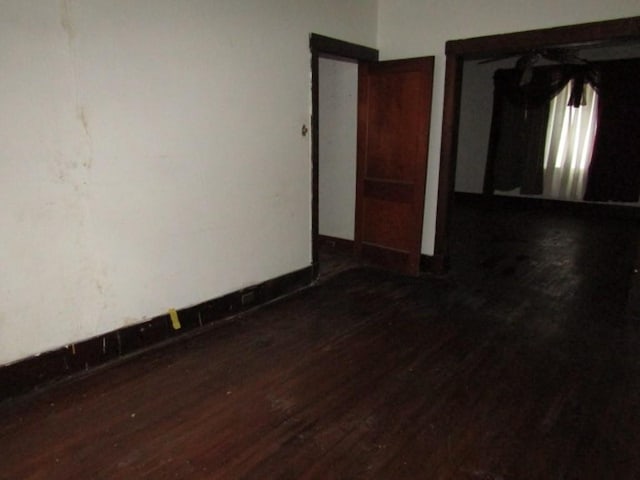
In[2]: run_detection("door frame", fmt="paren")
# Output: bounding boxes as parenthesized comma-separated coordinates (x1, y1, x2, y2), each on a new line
(310, 34, 378, 278)
(435, 16, 640, 272)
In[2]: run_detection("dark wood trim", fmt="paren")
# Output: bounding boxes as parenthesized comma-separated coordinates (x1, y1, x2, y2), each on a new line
(353, 61, 368, 259)
(0, 266, 314, 402)
(310, 34, 379, 63)
(434, 53, 464, 269)
(455, 191, 640, 220)
(318, 234, 355, 254)
(309, 34, 379, 280)
(435, 16, 640, 272)
(311, 50, 320, 269)
(420, 253, 447, 275)
(446, 16, 640, 59)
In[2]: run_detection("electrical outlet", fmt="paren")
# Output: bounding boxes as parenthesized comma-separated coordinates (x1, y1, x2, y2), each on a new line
(241, 290, 256, 306)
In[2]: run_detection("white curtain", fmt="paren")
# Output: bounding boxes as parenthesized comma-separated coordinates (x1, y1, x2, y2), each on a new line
(543, 81, 599, 200)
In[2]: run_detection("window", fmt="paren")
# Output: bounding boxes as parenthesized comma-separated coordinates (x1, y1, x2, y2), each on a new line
(542, 81, 599, 200)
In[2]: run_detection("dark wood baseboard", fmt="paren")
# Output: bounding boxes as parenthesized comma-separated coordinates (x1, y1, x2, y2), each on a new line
(318, 234, 355, 254)
(420, 253, 448, 275)
(455, 191, 640, 220)
(0, 265, 314, 402)
(318, 235, 447, 276)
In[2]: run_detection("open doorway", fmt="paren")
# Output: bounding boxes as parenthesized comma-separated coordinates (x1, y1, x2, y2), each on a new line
(435, 16, 640, 269)
(311, 34, 434, 279)
(309, 34, 378, 279)
(317, 55, 360, 281)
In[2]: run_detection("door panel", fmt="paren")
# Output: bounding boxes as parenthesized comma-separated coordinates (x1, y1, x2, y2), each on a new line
(355, 57, 434, 275)
(362, 198, 413, 250)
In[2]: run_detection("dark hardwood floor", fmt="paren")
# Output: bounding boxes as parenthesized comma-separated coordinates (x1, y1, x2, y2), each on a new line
(2, 198, 640, 479)
(317, 239, 361, 283)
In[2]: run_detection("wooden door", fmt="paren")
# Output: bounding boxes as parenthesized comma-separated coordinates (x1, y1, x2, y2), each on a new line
(355, 57, 434, 275)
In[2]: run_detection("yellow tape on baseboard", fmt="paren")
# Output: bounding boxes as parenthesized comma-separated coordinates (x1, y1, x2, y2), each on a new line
(168, 308, 181, 330)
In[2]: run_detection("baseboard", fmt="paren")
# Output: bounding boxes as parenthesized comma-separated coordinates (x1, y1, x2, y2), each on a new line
(0, 265, 314, 402)
(318, 234, 355, 253)
(420, 254, 448, 275)
(319, 235, 446, 276)
(455, 191, 640, 220)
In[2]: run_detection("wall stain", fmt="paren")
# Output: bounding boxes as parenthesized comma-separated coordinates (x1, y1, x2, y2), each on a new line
(59, 0, 76, 47)
(77, 106, 89, 136)
(60, 1, 93, 170)
(76, 105, 93, 168)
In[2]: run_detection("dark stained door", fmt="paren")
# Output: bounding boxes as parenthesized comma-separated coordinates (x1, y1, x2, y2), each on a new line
(355, 57, 434, 276)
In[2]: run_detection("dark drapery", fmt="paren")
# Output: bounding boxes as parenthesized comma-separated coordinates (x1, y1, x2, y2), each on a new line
(484, 65, 599, 195)
(584, 59, 640, 202)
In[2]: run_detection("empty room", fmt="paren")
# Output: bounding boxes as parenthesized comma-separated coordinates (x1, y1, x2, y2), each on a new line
(2, 2, 640, 478)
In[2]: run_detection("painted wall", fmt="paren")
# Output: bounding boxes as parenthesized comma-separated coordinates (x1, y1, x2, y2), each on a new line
(0, 0, 377, 366)
(455, 59, 511, 193)
(377, 0, 640, 254)
(318, 57, 358, 241)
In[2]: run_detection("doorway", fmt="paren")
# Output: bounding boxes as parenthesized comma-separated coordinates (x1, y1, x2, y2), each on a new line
(310, 34, 378, 279)
(311, 34, 434, 278)
(316, 55, 360, 281)
(435, 15, 640, 271)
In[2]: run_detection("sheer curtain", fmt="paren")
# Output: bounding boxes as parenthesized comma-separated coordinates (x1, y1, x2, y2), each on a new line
(543, 81, 599, 200)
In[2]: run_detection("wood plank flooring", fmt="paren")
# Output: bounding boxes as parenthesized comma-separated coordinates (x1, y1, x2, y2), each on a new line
(1, 199, 640, 479)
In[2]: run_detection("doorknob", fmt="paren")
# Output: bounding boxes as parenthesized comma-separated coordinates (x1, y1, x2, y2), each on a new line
(301, 124, 308, 137)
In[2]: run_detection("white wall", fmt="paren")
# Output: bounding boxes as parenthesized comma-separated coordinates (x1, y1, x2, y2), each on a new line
(377, 0, 640, 254)
(0, 0, 377, 366)
(318, 57, 358, 240)
(455, 59, 512, 193)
